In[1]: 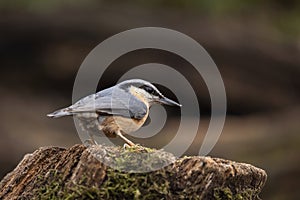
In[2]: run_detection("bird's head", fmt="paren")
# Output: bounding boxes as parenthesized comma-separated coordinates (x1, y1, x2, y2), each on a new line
(117, 79, 181, 107)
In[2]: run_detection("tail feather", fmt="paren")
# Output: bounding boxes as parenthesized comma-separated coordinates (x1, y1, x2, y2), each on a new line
(47, 108, 72, 118)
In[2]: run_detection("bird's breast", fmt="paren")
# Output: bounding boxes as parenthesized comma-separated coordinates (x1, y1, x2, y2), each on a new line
(99, 111, 149, 135)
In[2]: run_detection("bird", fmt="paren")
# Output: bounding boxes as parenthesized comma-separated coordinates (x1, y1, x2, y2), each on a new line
(47, 79, 181, 146)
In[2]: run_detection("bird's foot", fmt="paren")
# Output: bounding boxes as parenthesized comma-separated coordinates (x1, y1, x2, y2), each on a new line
(123, 143, 131, 149)
(116, 131, 136, 147)
(122, 143, 149, 153)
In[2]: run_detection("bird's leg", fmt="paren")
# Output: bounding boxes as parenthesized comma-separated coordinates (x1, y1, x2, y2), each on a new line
(116, 130, 135, 146)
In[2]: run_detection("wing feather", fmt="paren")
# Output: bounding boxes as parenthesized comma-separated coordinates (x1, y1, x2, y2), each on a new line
(68, 87, 147, 120)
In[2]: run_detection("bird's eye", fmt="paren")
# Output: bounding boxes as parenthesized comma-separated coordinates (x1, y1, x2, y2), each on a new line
(140, 85, 161, 96)
(144, 86, 154, 94)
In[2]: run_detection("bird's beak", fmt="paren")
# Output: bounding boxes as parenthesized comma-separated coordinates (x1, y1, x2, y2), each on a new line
(158, 97, 182, 107)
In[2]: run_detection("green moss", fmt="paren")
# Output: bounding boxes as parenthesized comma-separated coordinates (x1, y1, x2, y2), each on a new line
(122, 144, 155, 153)
(34, 170, 103, 200)
(103, 144, 175, 173)
(34, 146, 174, 199)
(213, 187, 260, 200)
(99, 168, 171, 199)
(34, 168, 172, 200)
(97, 145, 173, 199)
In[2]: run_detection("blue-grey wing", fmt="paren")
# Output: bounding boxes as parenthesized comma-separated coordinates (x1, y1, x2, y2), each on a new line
(68, 87, 147, 120)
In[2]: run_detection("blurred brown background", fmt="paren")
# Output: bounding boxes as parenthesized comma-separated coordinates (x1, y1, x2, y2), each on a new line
(0, 0, 300, 199)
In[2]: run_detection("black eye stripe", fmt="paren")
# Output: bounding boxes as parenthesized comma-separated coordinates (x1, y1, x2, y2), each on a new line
(145, 86, 154, 93)
(140, 85, 157, 95)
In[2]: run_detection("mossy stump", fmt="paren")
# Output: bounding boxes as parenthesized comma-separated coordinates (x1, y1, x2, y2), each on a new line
(0, 144, 267, 199)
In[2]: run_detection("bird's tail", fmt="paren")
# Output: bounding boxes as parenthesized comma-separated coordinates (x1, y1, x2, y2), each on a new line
(47, 108, 72, 118)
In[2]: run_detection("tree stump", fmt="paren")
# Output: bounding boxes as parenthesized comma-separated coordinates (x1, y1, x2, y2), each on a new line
(0, 144, 267, 199)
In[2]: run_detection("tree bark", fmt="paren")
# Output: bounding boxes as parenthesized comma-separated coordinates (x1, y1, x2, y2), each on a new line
(0, 144, 267, 199)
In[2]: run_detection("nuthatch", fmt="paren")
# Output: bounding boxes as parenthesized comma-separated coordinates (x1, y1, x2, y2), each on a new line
(47, 79, 181, 146)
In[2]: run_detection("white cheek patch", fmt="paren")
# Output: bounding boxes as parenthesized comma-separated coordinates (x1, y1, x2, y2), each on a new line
(130, 86, 152, 99)
(137, 89, 152, 99)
